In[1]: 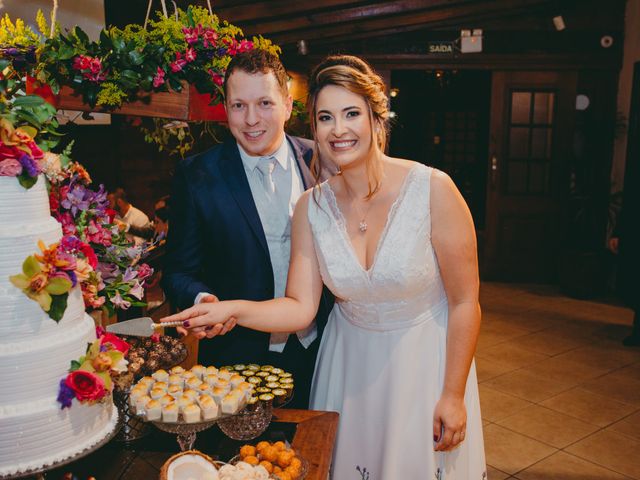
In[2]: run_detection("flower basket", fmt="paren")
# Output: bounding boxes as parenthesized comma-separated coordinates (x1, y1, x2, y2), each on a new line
(27, 77, 226, 122)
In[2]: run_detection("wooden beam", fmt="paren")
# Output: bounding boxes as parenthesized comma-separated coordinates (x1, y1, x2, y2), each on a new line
(245, 0, 554, 45)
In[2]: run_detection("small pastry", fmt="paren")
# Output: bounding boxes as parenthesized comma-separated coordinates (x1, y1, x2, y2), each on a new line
(279, 377, 294, 385)
(247, 364, 260, 371)
(221, 390, 243, 414)
(135, 394, 152, 414)
(211, 386, 228, 404)
(129, 386, 147, 406)
(205, 366, 218, 377)
(266, 375, 279, 383)
(170, 366, 185, 375)
(271, 368, 284, 375)
(176, 395, 193, 413)
(190, 364, 206, 379)
(183, 404, 201, 423)
(153, 381, 168, 392)
(215, 378, 230, 390)
(183, 389, 198, 402)
(233, 364, 247, 371)
(150, 387, 166, 400)
(162, 402, 179, 422)
(185, 376, 203, 390)
(260, 365, 274, 372)
(255, 371, 270, 379)
(159, 394, 175, 407)
(168, 374, 184, 388)
(197, 383, 212, 395)
(198, 395, 219, 420)
(279, 372, 292, 379)
(217, 369, 231, 381)
(230, 374, 245, 388)
(242, 370, 256, 377)
(145, 399, 161, 420)
(266, 382, 280, 390)
(167, 384, 183, 399)
(272, 388, 287, 405)
(247, 376, 262, 386)
(139, 376, 154, 387)
(204, 374, 218, 387)
(237, 382, 254, 398)
(152, 369, 169, 383)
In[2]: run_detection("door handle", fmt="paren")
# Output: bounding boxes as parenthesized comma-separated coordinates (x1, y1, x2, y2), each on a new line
(491, 155, 498, 189)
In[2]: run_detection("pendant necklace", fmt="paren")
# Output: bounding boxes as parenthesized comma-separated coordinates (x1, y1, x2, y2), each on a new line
(342, 179, 373, 233)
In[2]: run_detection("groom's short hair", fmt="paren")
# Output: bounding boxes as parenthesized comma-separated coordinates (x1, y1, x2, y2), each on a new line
(223, 49, 289, 98)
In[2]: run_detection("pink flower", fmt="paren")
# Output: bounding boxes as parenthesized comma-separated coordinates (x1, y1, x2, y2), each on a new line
(185, 47, 196, 63)
(0, 158, 22, 176)
(56, 212, 77, 236)
(100, 333, 130, 355)
(153, 67, 165, 88)
(208, 69, 224, 86)
(203, 29, 218, 48)
(136, 263, 153, 282)
(111, 291, 131, 310)
(170, 52, 187, 73)
(27, 141, 44, 160)
(0, 144, 21, 159)
(73, 55, 91, 71)
(238, 40, 254, 53)
(65, 370, 106, 402)
(89, 58, 102, 74)
(224, 39, 238, 56)
(182, 25, 203, 45)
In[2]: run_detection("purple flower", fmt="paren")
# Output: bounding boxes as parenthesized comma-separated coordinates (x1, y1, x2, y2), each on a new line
(111, 291, 131, 310)
(18, 153, 39, 177)
(57, 378, 75, 409)
(129, 280, 144, 300)
(61, 185, 91, 216)
(97, 262, 119, 281)
(122, 267, 138, 283)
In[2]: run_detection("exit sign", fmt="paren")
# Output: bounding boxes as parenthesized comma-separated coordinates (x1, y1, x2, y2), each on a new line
(428, 41, 455, 54)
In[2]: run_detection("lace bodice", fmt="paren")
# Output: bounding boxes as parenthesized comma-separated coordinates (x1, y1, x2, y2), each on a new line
(308, 163, 447, 331)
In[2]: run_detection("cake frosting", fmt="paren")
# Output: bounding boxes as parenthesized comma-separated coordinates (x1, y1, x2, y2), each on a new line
(0, 175, 118, 476)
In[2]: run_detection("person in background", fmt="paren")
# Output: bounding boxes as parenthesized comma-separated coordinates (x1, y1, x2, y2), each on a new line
(161, 49, 332, 408)
(108, 187, 153, 245)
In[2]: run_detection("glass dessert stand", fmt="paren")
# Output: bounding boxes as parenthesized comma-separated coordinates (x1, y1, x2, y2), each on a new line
(0, 411, 121, 480)
(145, 400, 275, 451)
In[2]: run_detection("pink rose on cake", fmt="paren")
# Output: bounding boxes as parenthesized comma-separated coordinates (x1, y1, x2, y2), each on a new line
(65, 370, 106, 402)
(0, 158, 22, 176)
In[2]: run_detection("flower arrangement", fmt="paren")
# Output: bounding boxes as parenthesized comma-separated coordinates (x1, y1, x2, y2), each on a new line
(45, 149, 154, 314)
(57, 328, 130, 408)
(23, 5, 280, 109)
(0, 94, 62, 188)
(9, 236, 96, 321)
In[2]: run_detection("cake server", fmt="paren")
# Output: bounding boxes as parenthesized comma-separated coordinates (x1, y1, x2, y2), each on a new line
(105, 317, 183, 337)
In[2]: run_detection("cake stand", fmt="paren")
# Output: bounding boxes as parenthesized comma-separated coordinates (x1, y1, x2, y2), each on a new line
(0, 411, 121, 480)
(151, 417, 219, 451)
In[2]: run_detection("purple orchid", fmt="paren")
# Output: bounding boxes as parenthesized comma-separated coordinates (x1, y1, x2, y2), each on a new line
(61, 185, 91, 216)
(129, 280, 144, 300)
(57, 378, 75, 409)
(111, 291, 131, 310)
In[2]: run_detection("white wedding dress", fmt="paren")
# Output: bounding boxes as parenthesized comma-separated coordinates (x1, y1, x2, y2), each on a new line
(308, 163, 487, 480)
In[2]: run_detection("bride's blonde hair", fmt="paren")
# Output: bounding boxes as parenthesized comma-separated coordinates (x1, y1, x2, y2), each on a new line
(307, 55, 389, 198)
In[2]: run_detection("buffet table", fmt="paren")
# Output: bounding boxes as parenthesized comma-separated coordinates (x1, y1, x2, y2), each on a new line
(43, 409, 338, 480)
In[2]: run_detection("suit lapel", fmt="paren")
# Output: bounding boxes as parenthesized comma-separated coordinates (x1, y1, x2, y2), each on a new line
(287, 135, 314, 189)
(219, 140, 270, 256)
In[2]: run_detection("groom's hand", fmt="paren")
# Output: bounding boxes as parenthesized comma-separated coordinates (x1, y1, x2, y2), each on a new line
(177, 294, 238, 339)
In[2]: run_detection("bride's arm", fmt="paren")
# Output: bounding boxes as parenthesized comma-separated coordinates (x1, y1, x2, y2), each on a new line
(430, 170, 482, 452)
(161, 191, 324, 336)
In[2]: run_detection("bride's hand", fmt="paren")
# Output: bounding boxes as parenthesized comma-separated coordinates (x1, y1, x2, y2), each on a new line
(433, 394, 467, 452)
(161, 301, 236, 340)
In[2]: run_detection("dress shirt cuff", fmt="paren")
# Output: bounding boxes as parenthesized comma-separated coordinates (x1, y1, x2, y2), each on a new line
(194, 292, 212, 305)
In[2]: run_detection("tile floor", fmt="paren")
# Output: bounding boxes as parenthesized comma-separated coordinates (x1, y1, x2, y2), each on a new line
(479, 282, 640, 479)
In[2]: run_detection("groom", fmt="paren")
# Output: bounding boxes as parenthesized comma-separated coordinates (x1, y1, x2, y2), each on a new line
(162, 50, 331, 408)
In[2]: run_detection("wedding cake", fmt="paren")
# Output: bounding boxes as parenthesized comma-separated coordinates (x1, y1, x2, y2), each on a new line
(0, 175, 118, 476)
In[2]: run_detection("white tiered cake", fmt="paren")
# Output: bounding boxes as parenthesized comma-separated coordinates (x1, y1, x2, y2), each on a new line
(0, 175, 118, 477)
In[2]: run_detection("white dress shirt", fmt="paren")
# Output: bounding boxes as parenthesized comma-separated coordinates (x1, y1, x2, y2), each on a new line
(196, 137, 317, 352)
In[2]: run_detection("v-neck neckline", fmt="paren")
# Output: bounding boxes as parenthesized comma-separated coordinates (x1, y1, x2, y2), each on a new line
(323, 164, 419, 276)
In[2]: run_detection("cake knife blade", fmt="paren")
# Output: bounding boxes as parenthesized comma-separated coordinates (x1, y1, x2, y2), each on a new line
(105, 317, 183, 337)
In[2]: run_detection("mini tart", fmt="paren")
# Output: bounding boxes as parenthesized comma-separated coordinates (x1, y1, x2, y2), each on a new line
(247, 364, 261, 371)
(233, 364, 247, 371)
(259, 365, 274, 372)
(247, 376, 262, 386)
(271, 368, 284, 375)
(242, 370, 256, 377)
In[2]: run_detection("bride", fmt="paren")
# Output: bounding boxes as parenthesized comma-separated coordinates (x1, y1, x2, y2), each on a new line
(164, 55, 487, 479)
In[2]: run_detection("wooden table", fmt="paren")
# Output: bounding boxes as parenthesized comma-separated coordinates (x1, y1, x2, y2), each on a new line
(40, 409, 338, 480)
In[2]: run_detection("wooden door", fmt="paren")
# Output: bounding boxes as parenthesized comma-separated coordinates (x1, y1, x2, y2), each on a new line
(483, 71, 577, 281)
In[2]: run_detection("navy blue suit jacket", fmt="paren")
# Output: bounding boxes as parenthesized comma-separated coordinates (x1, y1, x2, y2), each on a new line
(162, 135, 331, 364)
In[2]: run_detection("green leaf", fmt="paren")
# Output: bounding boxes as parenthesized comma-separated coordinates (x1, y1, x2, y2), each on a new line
(127, 49, 144, 65)
(0, 59, 10, 70)
(46, 276, 72, 295)
(99, 30, 112, 49)
(22, 256, 41, 277)
(48, 293, 68, 322)
(58, 44, 75, 60)
(112, 35, 125, 53)
(18, 173, 39, 189)
(74, 26, 90, 45)
(69, 359, 82, 372)
(12, 95, 46, 108)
